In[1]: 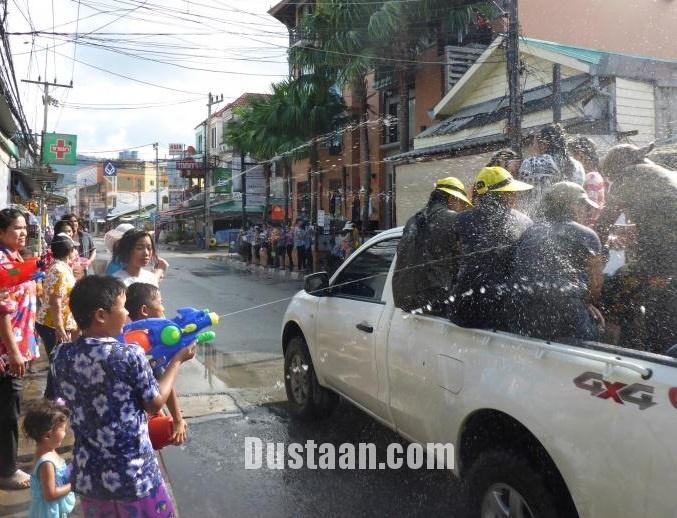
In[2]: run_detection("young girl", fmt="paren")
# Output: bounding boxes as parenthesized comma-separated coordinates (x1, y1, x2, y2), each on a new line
(0, 208, 38, 490)
(23, 399, 76, 518)
(36, 235, 79, 399)
(112, 229, 168, 287)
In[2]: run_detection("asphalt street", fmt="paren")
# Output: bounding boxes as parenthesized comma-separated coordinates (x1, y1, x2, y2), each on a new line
(138, 246, 465, 518)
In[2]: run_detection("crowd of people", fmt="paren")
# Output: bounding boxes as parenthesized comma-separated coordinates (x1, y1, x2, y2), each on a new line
(238, 219, 316, 271)
(0, 209, 189, 517)
(394, 124, 676, 355)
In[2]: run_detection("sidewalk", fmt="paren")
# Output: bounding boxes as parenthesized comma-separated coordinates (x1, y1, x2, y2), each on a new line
(0, 354, 178, 518)
(159, 242, 309, 281)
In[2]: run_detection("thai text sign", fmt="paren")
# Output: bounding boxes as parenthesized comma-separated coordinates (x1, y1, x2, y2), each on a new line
(42, 133, 77, 165)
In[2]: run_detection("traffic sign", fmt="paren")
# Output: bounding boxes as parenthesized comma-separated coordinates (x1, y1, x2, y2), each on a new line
(103, 161, 117, 177)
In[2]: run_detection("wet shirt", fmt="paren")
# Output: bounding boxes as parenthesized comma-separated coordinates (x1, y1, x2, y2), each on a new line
(453, 201, 533, 290)
(510, 220, 602, 298)
(36, 261, 77, 330)
(393, 200, 459, 311)
(0, 248, 38, 363)
(51, 336, 162, 502)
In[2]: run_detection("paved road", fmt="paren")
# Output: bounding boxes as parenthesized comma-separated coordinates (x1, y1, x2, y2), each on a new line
(121, 247, 466, 517)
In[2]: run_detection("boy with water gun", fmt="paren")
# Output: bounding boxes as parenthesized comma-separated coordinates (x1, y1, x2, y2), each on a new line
(123, 283, 218, 449)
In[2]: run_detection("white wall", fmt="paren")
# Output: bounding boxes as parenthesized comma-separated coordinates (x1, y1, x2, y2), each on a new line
(615, 78, 656, 146)
(394, 152, 493, 224)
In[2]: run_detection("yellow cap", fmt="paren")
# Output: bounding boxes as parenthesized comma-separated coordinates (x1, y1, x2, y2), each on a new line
(473, 166, 533, 196)
(434, 176, 472, 206)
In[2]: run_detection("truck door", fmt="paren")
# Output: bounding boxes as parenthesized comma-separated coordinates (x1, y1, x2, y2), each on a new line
(316, 237, 399, 418)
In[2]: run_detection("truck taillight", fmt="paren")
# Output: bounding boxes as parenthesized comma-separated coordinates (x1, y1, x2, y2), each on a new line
(669, 388, 677, 409)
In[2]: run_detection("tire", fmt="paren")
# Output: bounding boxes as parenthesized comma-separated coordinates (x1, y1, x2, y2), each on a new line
(465, 450, 574, 518)
(284, 335, 338, 420)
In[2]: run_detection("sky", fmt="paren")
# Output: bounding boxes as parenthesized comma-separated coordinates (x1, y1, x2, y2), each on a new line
(8, 0, 290, 162)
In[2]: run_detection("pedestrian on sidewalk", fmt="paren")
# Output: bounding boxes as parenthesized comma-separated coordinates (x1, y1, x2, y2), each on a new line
(61, 214, 96, 276)
(51, 276, 195, 517)
(23, 399, 76, 518)
(284, 223, 294, 271)
(252, 225, 261, 265)
(293, 219, 306, 272)
(0, 208, 38, 490)
(103, 223, 135, 275)
(35, 235, 78, 399)
(112, 229, 169, 288)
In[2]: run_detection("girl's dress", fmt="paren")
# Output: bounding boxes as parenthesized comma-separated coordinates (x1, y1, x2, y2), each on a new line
(29, 455, 76, 518)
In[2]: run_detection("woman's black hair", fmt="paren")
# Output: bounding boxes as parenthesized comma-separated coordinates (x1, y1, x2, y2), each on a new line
(22, 399, 70, 441)
(50, 235, 74, 260)
(537, 124, 577, 179)
(53, 220, 74, 236)
(487, 148, 519, 167)
(112, 229, 155, 265)
(0, 208, 25, 231)
(69, 275, 127, 329)
(568, 136, 600, 170)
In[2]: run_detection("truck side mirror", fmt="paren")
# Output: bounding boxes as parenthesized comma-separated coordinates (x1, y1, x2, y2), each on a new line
(304, 272, 330, 297)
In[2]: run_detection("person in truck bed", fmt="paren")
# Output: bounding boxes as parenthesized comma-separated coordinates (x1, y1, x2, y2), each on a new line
(393, 176, 472, 314)
(449, 167, 533, 330)
(597, 143, 677, 354)
(506, 182, 605, 342)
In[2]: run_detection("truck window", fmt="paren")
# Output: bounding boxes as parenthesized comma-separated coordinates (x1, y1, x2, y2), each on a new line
(332, 238, 399, 302)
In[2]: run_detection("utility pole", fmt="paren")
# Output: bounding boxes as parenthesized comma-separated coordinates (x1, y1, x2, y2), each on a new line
(21, 77, 73, 253)
(240, 152, 247, 228)
(204, 92, 224, 249)
(506, 0, 522, 155)
(153, 142, 159, 240)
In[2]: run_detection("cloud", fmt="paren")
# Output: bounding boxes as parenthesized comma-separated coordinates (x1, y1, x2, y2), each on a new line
(10, 0, 289, 160)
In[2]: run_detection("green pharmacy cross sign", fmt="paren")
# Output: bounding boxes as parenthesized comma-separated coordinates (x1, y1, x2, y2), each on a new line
(42, 133, 77, 165)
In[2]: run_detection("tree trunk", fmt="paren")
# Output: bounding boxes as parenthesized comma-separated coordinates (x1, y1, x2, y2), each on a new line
(263, 162, 272, 224)
(398, 68, 410, 153)
(283, 157, 290, 224)
(309, 141, 319, 225)
(356, 77, 371, 235)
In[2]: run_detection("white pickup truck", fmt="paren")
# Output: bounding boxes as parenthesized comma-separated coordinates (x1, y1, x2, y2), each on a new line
(281, 227, 677, 518)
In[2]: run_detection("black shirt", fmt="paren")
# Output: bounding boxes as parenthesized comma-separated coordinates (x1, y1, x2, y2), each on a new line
(510, 220, 602, 298)
(453, 199, 533, 291)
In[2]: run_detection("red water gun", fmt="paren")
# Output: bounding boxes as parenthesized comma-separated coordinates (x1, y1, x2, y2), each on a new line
(0, 256, 45, 290)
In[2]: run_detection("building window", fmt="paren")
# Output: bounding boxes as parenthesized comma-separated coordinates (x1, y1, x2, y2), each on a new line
(197, 134, 203, 153)
(211, 127, 217, 148)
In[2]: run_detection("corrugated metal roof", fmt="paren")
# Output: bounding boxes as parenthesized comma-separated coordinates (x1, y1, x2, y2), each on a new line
(523, 37, 677, 65)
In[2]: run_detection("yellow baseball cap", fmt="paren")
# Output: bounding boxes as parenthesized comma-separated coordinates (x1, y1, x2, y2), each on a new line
(434, 176, 472, 206)
(473, 166, 533, 196)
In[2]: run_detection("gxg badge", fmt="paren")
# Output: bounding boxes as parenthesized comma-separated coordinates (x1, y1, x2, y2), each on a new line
(573, 371, 656, 410)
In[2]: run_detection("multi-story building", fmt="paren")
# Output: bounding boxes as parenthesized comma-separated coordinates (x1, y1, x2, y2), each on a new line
(268, 0, 492, 231)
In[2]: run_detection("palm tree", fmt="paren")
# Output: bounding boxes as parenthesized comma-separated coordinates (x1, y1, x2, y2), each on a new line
(225, 76, 345, 227)
(290, 0, 377, 230)
(368, 0, 497, 153)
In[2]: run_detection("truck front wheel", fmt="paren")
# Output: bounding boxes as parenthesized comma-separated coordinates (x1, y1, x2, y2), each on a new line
(284, 335, 338, 420)
(466, 450, 572, 518)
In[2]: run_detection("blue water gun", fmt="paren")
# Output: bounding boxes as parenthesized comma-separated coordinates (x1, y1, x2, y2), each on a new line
(123, 307, 219, 369)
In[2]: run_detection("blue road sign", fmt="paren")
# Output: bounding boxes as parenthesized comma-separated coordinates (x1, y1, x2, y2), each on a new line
(103, 161, 117, 177)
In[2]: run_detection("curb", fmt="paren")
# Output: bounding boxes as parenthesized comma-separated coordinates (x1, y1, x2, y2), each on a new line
(209, 255, 305, 280)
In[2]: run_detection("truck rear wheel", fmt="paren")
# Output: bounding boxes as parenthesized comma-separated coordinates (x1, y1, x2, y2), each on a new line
(466, 450, 572, 518)
(284, 335, 338, 420)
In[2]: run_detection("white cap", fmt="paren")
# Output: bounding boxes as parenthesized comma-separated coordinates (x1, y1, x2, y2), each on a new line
(104, 223, 135, 253)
